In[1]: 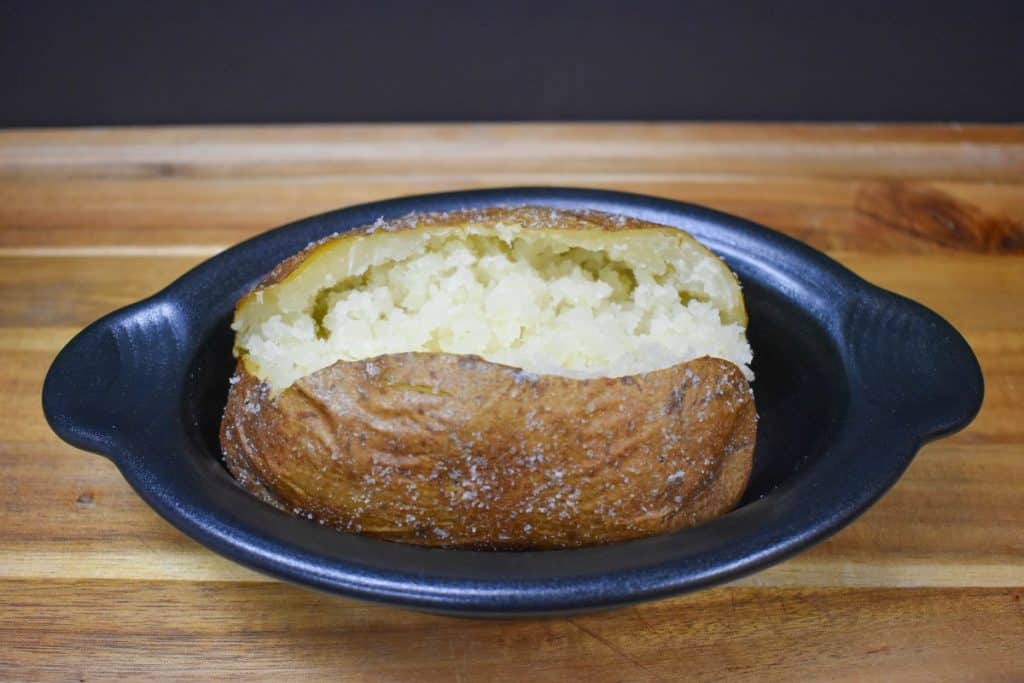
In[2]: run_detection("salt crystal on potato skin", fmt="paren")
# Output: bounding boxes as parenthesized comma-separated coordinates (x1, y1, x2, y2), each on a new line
(222, 354, 755, 549)
(220, 207, 757, 549)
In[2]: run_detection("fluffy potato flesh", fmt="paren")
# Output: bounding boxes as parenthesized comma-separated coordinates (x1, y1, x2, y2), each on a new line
(234, 208, 752, 392)
(222, 207, 757, 549)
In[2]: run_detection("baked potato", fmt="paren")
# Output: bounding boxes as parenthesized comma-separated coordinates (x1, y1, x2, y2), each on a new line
(221, 206, 757, 549)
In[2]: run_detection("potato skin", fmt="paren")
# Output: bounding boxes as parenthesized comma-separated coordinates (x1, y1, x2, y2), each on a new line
(221, 353, 756, 549)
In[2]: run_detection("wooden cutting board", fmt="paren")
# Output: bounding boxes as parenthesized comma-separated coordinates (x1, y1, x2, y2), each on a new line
(1, 123, 1021, 681)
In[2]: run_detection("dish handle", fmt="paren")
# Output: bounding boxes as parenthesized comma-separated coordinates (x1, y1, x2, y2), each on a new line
(844, 290, 984, 442)
(42, 299, 188, 459)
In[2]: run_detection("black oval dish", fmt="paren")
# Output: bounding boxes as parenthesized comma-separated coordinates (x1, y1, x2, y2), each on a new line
(43, 188, 982, 616)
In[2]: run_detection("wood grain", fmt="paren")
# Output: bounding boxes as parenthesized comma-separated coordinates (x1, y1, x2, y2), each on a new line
(1, 582, 1020, 682)
(1, 123, 1022, 680)
(3, 175, 1024, 255)
(2, 124, 1022, 181)
(855, 180, 1024, 253)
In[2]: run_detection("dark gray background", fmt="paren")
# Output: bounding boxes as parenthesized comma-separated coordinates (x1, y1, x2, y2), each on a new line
(2, 0, 1021, 126)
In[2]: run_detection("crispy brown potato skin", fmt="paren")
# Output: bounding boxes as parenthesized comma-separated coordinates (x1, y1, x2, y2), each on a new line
(221, 353, 756, 549)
